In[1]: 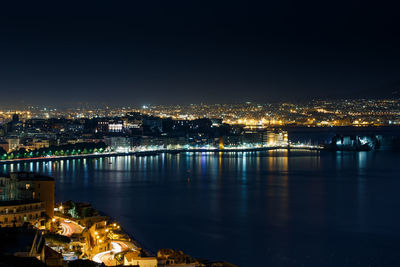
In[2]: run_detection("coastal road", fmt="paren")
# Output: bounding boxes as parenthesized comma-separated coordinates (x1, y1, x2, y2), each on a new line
(92, 241, 133, 266)
(93, 251, 116, 266)
(58, 217, 85, 237)
(112, 241, 131, 251)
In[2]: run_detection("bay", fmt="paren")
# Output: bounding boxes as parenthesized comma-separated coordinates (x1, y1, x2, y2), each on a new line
(2, 150, 400, 266)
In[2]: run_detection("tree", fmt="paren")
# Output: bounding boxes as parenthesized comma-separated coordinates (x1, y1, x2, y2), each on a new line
(67, 202, 80, 218)
(16, 148, 27, 158)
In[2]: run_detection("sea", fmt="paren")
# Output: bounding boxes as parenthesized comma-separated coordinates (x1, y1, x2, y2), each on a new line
(1, 147, 400, 266)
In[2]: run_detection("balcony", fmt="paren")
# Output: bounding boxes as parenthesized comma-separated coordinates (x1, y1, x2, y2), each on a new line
(0, 206, 45, 215)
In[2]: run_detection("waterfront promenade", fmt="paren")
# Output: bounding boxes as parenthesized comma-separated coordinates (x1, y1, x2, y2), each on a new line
(0, 145, 320, 164)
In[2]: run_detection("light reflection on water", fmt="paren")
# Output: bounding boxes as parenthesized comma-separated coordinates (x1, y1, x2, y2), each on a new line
(1, 150, 400, 267)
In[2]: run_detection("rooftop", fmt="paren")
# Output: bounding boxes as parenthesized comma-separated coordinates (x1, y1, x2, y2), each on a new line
(125, 251, 156, 261)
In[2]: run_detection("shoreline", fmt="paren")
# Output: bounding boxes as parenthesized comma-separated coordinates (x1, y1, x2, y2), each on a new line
(94, 208, 155, 257)
(0, 146, 321, 164)
(55, 203, 236, 265)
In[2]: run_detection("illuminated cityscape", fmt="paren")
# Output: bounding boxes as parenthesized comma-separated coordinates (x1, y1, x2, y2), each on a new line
(2, 98, 399, 126)
(1, 1, 400, 267)
(0, 98, 398, 160)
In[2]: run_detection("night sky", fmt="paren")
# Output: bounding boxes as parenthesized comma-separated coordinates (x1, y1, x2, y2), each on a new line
(0, 1, 399, 107)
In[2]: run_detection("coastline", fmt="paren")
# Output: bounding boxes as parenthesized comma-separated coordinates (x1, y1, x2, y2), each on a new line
(0, 145, 321, 164)
(54, 203, 237, 266)
(53, 205, 154, 265)
(94, 208, 155, 257)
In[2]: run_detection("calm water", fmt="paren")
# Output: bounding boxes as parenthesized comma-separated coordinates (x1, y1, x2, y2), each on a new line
(2, 150, 400, 266)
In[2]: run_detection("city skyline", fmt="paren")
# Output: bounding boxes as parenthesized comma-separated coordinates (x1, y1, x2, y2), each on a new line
(0, 98, 399, 126)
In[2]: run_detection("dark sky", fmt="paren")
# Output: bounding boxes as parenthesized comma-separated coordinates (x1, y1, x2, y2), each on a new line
(0, 1, 399, 107)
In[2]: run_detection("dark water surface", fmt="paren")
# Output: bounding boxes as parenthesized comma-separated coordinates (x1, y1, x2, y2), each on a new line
(2, 150, 400, 266)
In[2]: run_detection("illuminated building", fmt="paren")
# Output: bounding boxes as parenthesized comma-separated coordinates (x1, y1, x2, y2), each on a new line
(84, 220, 111, 257)
(31, 139, 50, 150)
(5, 137, 20, 152)
(0, 172, 55, 219)
(124, 251, 158, 266)
(96, 119, 110, 133)
(264, 130, 288, 146)
(108, 122, 123, 132)
(105, 136, 132, 152)
(0, 200, 46, 228)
